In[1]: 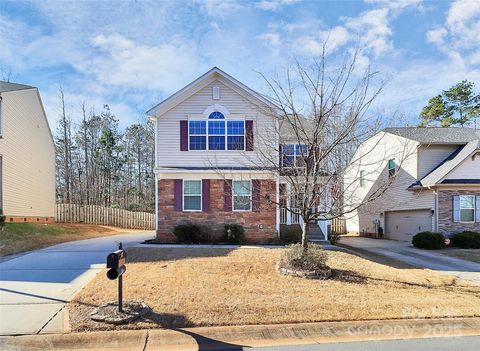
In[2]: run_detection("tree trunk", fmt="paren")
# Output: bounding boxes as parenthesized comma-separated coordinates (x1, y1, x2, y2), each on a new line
(301, 220, 309, 251)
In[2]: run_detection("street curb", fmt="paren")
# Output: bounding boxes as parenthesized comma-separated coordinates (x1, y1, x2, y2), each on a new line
(1, 317, 479, 351)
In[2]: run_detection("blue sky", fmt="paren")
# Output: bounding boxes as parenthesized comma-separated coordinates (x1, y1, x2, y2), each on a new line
(1, 0, 479, 129)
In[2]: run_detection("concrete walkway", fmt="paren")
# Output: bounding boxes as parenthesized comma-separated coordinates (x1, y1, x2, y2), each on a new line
(339, 237, 480, 284)
(0, 232, 153, 336)
(1, 317, 479, 351)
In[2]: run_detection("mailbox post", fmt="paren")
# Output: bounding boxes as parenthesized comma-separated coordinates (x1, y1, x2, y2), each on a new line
(106, 242, 126, 312)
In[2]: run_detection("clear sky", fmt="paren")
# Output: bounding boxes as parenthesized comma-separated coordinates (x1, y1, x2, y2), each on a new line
(1, 0, 479, 129)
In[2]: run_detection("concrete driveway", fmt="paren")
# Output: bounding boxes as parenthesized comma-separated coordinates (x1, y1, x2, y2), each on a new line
(340, 237, 480, 284)
(0, 231, 153, 336)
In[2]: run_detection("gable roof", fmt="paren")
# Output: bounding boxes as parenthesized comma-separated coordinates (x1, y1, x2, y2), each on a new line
(384, 127, 480, 144)
(409, 139, 480, 189)
(146, 67, 277, 116)
(0, 81, 35, 93)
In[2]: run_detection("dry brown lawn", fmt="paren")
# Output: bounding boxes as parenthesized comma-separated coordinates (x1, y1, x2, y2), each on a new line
(69, 247, 480, 332)
(0, 223, 134, 256)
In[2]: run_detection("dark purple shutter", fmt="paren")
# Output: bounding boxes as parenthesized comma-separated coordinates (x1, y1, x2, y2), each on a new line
(224, 179, 232, 212)
(252, 179, 261, 211)
(245, 120, 254, 151)
(174, 179, 182, 211)
(202, 179, 210, 212)
(180, 120, 188, 151)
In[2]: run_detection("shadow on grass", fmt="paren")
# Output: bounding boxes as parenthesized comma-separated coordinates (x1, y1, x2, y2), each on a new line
(127, 247, 237, 263)
(330, 269, 368, 284)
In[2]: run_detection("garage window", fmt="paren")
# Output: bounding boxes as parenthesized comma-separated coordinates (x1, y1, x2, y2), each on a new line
(459, 195, 475, 222)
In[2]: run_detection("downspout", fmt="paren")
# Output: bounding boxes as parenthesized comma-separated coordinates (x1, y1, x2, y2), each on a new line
(431, 187, 438, 232)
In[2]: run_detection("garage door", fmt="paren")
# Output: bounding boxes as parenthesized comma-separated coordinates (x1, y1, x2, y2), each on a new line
(385, 210, 432, 242)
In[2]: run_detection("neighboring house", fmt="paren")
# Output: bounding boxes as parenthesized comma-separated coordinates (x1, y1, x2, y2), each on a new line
(0, 81, 56, 222)
(344, 127, 480, 241)
(147, 67, 330, 243)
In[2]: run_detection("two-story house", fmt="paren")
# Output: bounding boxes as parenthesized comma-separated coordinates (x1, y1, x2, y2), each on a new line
(344, 127, 480, 241)
(0, 81, 56, 222)
(147, 67, 330, 243)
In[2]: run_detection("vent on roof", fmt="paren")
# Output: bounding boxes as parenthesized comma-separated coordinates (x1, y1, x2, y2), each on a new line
(212, 86, 220, 100)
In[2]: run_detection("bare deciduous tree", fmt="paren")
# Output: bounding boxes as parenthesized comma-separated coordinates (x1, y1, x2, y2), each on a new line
(248, 48, 413, 249)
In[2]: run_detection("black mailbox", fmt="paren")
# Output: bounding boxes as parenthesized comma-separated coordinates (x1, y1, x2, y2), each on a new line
(106, 249, 126, 280)
(107, 249, 126, 269)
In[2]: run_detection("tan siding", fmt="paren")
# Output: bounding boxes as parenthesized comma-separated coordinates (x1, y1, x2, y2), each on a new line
(417, 144, 458, 179)
(443, 153, 480, 179)
(344, 132, 435, 234)
(156, 78, 276, 168)
(0, 89, 55, 217)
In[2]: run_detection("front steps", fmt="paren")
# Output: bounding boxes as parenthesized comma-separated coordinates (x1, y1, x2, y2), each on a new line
(307, 222, 330, 245)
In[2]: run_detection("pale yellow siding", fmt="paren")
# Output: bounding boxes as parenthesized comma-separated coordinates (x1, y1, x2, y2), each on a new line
(417, 144, 458, 179)
(156, 78, 276, 169)
(344, 132, 435, 234)
(0, 88, 55, 217)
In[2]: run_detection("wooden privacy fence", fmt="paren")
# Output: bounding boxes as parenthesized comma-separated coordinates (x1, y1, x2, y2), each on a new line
(331, 217, 347, 234)
(55, 204, 155, 230)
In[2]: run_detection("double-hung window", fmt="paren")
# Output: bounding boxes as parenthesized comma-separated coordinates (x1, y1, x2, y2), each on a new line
(282, 144, 308, 168)
(459, 195, 475, 222)
(388, 159, 397, 177)
(227, 121, 245, 150)
(189, 121, 206, 150)
(208, 119, 225, 150)
(233, 180, 251, 211)
(183, 180, 202, 211)
(188, 112, 245, 151)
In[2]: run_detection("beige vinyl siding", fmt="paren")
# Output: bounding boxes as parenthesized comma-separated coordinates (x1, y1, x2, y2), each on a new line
(156, 78, 276, 168)
(0, 89, 55, 217)
(443, 152, 480, 180)
(344, 132, 435, 234)
(417, 144, 458, 179)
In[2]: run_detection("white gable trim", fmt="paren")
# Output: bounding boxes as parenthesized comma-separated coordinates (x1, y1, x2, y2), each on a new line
(203, 104, 230, 116)
(146, 67, 277, 117)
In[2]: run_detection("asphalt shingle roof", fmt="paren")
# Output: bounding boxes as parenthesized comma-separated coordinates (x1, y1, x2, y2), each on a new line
(0, 81, 35, 93)
(384, 127, 480, 144)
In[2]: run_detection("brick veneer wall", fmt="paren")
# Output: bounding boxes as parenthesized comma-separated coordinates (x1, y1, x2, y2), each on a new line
(156, 179, 277, 243)
(438, 189, 480, 234)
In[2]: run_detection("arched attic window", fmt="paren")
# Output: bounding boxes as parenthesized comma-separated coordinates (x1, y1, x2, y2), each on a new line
(208, 111, 225, 119)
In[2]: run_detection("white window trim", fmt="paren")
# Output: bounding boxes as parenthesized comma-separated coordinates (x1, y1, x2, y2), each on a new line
(459, 194, 475, 223)
(182, 179, 202, 212)
(188, 117, 246, 152)
(359, 170, 365, 187)
(281, 143, 308, 168)
(232, 180, 252, 212)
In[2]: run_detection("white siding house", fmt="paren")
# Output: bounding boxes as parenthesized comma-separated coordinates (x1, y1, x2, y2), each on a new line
(344, 127, 480, 241)
(0, 81, 56, 221)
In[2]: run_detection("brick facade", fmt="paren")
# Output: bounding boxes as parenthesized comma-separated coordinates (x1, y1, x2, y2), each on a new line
(438, 189, 480, 235)
(156, 179, 277, 243)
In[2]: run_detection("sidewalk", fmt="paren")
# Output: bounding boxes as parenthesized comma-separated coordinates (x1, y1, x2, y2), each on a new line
(1, 317, 479, 351)
(0, 232, 153, 336)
